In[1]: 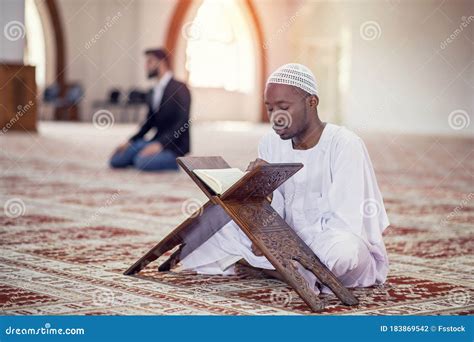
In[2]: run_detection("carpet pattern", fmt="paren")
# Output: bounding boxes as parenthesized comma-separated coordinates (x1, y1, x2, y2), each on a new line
(1, 123, 473, 315)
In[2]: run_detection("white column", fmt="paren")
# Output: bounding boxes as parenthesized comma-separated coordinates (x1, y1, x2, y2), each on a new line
(0, 0, 25, 62)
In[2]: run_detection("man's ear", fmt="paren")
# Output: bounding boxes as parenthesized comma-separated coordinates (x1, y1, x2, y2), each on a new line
(308, 95, 319, 108)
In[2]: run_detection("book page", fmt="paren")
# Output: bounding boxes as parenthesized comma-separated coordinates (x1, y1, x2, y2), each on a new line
(193, 168, 246, 195)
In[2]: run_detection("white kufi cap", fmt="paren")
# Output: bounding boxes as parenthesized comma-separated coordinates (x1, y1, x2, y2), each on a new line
(266, 63, 318, 96)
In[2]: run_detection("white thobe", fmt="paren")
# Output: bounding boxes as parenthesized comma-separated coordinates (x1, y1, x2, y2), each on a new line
(179, 123, 390, 291)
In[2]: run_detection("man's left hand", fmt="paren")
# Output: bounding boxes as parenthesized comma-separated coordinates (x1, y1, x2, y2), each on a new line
(139, 142, 163, 157)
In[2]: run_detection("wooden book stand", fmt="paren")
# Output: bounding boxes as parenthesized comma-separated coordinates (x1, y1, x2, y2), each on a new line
(124, 156, 358, 311)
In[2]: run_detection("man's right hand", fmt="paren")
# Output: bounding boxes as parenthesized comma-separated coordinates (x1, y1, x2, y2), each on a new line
(247, 158, 273, 202)
(246, 158, 269, 172)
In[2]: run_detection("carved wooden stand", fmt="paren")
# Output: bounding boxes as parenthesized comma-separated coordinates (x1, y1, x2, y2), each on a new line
(124, 156, 359, 312)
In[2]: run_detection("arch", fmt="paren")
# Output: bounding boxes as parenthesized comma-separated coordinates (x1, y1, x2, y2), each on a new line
(44, 0, 66, 90)
(165, 0, 268, 122)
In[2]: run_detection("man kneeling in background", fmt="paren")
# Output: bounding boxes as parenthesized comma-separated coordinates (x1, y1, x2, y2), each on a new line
(110, 48, 191, 171)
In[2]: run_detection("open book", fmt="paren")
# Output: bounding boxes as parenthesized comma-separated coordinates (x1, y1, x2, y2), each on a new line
(193, 168, 247, 195)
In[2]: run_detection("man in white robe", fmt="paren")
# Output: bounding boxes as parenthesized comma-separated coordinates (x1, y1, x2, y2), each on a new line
(178, 63, 390, 293)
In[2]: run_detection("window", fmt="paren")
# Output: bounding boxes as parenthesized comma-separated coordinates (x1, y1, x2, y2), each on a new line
(24, 0, 46, 88)
(185, 0, 254, 93)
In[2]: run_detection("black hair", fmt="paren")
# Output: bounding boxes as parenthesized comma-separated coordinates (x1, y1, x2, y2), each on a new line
(144, 48, 171, 67)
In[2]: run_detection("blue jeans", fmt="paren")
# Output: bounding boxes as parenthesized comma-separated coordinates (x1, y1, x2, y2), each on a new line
(109, 139, 179, 171)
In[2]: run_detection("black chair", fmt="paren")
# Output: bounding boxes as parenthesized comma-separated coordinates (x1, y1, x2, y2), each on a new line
(42, 83, 84, 121)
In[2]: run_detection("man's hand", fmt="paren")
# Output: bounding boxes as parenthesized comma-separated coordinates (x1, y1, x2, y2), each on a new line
(246, 158, 269, 172)
(139, 142, 163, 157)
(251, 242, 264, 256)
(114, 141, 131, 155)
(246, 158, 273, 202)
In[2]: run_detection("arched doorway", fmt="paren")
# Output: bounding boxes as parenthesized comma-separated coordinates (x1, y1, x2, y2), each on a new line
(165, 0, 267, 122)
(24, 0, 66, 119)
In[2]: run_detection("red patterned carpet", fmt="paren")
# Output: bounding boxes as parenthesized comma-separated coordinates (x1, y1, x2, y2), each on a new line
(1, 122, 473, 315)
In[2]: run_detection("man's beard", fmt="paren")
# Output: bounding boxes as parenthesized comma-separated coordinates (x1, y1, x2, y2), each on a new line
(147, 68, 159, 79)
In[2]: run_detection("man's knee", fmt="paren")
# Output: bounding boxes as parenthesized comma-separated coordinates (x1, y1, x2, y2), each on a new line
(133, 152, 179, 171)
(133, 155, 152, 170)
(109, 155, 128, 168)
(133, 154, 169, 171)
(326, 234, 369, 277)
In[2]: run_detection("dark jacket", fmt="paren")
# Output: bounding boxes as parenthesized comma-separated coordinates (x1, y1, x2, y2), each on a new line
(130, 78, 191, 156)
